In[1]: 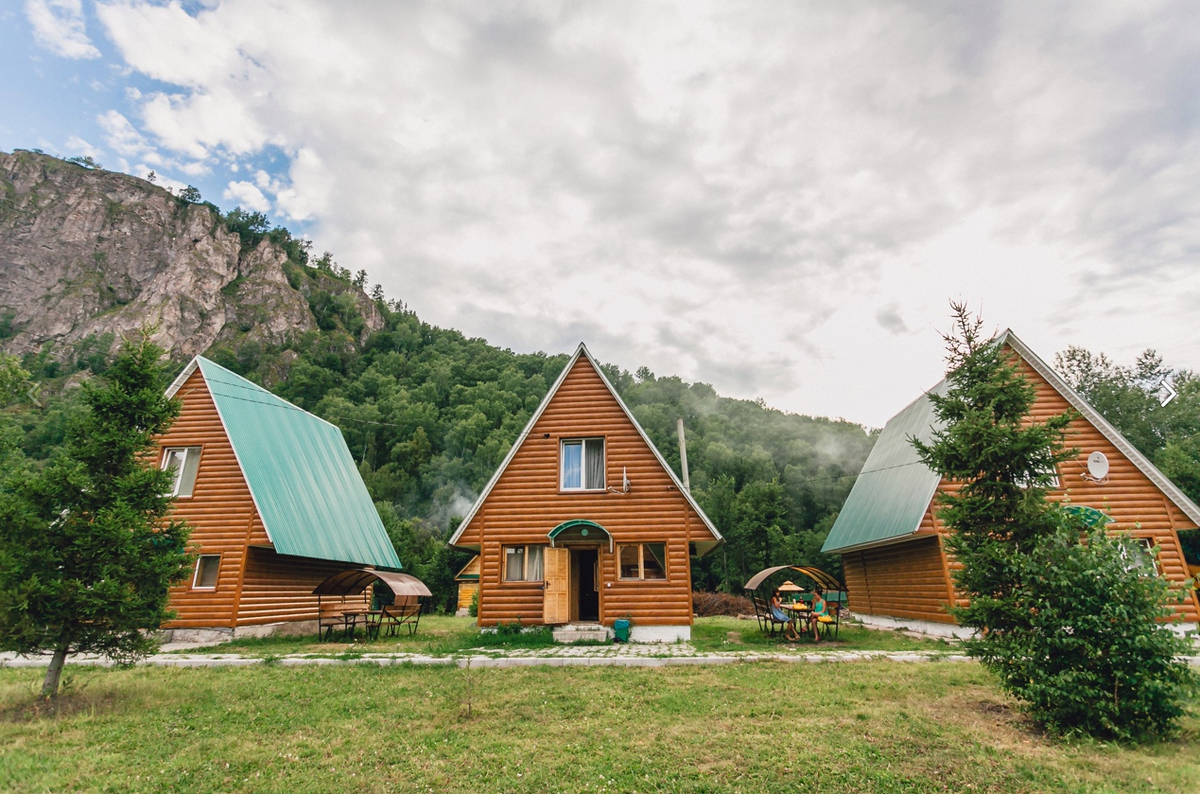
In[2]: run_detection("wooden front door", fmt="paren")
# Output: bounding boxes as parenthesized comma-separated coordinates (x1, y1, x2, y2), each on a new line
(543, 547, 570, 624)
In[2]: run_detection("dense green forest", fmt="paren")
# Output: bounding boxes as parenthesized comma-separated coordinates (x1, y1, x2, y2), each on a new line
(0, 214, 875, 611)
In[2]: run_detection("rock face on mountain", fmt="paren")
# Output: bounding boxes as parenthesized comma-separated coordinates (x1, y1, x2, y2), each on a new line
(0, 150, 382, 361)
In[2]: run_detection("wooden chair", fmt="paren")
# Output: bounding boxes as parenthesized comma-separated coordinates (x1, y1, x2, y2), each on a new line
(752, 596, 787, 637)
(379, 597, 424, 637)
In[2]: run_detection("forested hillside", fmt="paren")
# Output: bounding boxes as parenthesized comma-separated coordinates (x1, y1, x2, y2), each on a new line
(0, 153, 875, 611)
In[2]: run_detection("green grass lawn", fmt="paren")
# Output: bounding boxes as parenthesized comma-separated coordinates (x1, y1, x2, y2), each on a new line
(174, 615, 955, 657)
(1, 660, 1195, 793)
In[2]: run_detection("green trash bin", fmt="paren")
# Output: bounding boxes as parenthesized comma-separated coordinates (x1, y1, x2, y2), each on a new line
(613, 619, 631, 643)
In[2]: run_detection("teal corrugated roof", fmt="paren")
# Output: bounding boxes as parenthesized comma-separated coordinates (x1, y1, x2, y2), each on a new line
(193, 358, 401, 569)
(821, 382, 946, 554)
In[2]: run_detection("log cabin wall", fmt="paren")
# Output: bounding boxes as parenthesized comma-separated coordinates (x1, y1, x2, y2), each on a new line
(849, 347, 1199, 624)
(457, 356, 708, 627)
(156, 369, 259, 629)
(236, 548, 360, 625)
(842, 536, 956, 623)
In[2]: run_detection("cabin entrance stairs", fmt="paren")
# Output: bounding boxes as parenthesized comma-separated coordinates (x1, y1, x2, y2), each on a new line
(552, 623, 612, 643)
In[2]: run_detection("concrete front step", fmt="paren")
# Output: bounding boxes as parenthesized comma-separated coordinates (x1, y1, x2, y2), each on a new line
(552, 624, 612, 643)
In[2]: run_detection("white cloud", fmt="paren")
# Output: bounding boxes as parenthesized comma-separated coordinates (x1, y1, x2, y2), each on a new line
(223, 180, 271, 213)
(64, 134, 102, 160)
(90, 0, 1200, 424)
(26, 0, 100, 59)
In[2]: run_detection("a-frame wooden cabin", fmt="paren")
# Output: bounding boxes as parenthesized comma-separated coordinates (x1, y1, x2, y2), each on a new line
(822, 330, 1200, 634)
(448, 343, 723, 641)
(156, 357, 402, 637)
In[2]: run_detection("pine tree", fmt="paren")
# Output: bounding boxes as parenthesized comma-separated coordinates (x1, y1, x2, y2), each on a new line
(912, 303, 1074, 636)
(915, 303, 1196, 739)
(0, 334, 192, 696)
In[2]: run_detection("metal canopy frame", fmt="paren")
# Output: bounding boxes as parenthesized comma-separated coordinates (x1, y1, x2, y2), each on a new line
(743, 565, 843, 593)
(743, 565, 846, 641)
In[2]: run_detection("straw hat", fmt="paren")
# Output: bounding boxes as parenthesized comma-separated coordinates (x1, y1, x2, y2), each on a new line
(776, 580, 802, 592)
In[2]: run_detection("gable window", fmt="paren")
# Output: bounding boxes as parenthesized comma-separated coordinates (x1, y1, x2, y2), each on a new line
(162, 446, 202, 497)
(503, 545, 545, 582)
(193, 554, 220, 589)
(561, 438, 605, 490)
(618, 543, 667, 580)
(1120, 538, 1160, 577)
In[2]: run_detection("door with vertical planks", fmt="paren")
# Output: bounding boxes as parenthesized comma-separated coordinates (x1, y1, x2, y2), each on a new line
(542, 547, 570, 624)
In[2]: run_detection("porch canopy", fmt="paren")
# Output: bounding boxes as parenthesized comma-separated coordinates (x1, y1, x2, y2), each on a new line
(313, 569, 432, 598)
(743, 565, 843, 594)
(548, 519, 613, 552)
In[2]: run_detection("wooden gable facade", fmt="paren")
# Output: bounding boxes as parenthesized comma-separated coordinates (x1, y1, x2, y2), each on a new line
(156, 357, 401, 633)
(449, 344, 722, 640)
(825, 331, 1200, 629)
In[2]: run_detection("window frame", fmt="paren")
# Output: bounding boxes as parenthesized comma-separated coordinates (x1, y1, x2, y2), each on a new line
(560, 437, 606, 492)
(192, 554, 221, 590)
(617, 542, 668, 581)
(501, 544, 546, 583)
(161, 445, 203, 498)
(1121, 537, 1161, 577)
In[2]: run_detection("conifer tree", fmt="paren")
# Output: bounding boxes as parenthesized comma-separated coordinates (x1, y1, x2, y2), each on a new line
(915, 303, 1196, 739)
(0, 334, 192, 696)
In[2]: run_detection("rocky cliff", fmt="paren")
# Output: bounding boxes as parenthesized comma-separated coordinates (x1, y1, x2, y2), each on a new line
(0, 150, 382, 363)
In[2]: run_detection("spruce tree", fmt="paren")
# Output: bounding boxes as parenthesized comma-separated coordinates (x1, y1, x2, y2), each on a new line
(0, 335, 192, 696)
(915, 303, 1196, 739)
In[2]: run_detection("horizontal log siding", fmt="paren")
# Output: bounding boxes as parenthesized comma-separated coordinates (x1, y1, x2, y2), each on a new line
(850, 348, 1199, 623)
(157, 370, 257, 628)
(843, 537, 956, 623)
(235, 548, 357, 625)
(462, 357, 710, 626)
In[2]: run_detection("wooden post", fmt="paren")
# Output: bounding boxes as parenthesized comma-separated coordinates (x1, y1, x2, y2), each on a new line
(676, 418, 690, 493)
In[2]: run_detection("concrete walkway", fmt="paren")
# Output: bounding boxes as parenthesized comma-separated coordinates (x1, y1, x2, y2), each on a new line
(5, 641, 1197, 671)
(0, 644, 976, 670)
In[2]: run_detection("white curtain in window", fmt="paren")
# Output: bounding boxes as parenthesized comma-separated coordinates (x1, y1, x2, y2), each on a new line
(584, 438, 605, 489)
(505, 546, 526, 581)
(526, 546, 544, 581)
(561, 441, 582, 489)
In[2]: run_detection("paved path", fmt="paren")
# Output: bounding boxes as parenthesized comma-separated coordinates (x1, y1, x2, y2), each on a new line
(0, 645, 974, 670)
(5, 642, 1197, 671)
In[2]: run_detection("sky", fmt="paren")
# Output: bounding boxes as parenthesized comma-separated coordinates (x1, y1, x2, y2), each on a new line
(3, 1, 1199, 427)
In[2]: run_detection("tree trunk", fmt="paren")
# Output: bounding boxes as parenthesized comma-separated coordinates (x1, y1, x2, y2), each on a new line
(41, 644, 69, 698)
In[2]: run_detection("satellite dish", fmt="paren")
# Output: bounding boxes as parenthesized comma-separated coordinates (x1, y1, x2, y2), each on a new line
(623, 466, 631, 493)
(1087, 451, 1110, 480)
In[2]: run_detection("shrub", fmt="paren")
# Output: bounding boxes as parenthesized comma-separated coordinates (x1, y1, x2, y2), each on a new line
(977, 527, 1197, 740)
(693, 590, 753, 617)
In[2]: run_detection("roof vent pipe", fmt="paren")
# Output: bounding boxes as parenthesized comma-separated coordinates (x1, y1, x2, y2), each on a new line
(677, 417, 691, 494)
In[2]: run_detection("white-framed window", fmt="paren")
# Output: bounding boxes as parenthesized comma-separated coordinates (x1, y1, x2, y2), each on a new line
(502, 545, 545, 582)
(161, 446, 202, 497)
(1016, 465, 1060, 490)
(561, 437, 605, 490)
(617, 543, 667, 580)
(193, 554, 220, 589)
(1120, 537, 1159, 577)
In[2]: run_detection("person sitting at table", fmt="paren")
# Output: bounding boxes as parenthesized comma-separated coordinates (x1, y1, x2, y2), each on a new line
(770, 590, 800, 642)
(806, 587, 829, 641)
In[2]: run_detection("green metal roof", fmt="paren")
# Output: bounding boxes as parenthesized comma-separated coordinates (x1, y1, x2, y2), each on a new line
(821, 382, 946, 554)
(173, 357, 401, 570)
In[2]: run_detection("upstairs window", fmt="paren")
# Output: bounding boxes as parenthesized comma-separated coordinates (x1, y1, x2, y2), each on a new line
(561, 438, 605, 490)
(618, 543, 667, 580)
(162, 446, 202, 497)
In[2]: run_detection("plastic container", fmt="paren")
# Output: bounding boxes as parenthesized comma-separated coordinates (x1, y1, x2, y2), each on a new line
(613, 618, 631, 643)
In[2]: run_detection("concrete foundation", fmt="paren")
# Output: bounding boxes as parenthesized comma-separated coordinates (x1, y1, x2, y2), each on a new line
(851, 612, 975, 639)
(159, 619, 320, 646)
(628, 624, 691, 643)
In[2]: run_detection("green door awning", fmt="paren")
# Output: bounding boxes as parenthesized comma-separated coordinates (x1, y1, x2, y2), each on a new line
(548, 520, 613, 552)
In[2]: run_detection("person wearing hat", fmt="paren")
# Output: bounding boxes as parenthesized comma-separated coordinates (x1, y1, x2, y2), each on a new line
(770, 589, 800, 642)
